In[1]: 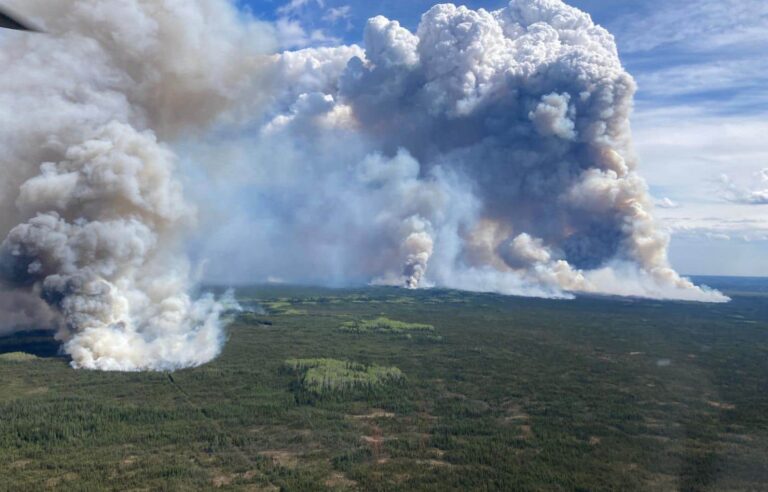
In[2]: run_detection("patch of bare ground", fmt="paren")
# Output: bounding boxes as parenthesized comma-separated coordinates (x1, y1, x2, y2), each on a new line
(241, 485, 279, 492)
(392, 473, 410, 484)
(429, 448, 446, 458)
(350, 409, 395, 419)
(620, 463, 640, 472)
(417, 459, 453, 467)
(442, 391, 467, 400)
(520, 425, 533, 440)
(503, 412, 529, 424)
(212, 474, 234, 488)
(324, 472, 357, 489)
(646, 473, 679, 490)
(643, 418, 681, 431)
(707, 400, 736, 411)
(121, 456, 138, 467)
(361, 435, 395, 444)
(501, 401, 534, 439)
(361, 425, 390, 464)
(501, 400, 529, 418)
(212, 470, 265, 489)
(467, 399, 491, 412)
(45, 472, 78, 488)
(720, 433, 753, 443)
(417, 411, 438, 421)
(258, 450, 299, 468)
(641, 434, 672, 443)
(198, 453, 217, 465)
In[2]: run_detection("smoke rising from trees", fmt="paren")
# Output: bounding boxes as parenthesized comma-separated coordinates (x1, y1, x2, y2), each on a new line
(0, 0, 727, 371)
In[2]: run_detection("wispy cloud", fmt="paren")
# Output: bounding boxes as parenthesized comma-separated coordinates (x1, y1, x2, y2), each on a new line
(718, 170, 768, 205)
(273, 0, 341, 49)
(323, 5, 351, 24)
(633, 109, 768, 200)
(277, 0, 325, 17)
(655, 197, 681, 209)
(612, 0, 768, 118)
(631, 108, 768, 273)
(274, 17, 339, 49)
(634, 59, 768, 105)
(615, 0, 768, 54)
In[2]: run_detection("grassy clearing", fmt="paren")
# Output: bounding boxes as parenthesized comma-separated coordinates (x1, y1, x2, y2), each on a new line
(263, 300, 307, 316)
(285, 358, 404, 395)
(338, 316, 440, 341)
(0, 352, 39, 362)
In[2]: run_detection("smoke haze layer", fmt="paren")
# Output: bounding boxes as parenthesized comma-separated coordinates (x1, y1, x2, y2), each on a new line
(0, 0, 727, 371)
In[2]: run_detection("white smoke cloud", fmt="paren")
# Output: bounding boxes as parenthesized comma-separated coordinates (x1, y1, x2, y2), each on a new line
(0, 0, 275, 370)
(0, 0, 729, 371)
(191, 0, 725, 302)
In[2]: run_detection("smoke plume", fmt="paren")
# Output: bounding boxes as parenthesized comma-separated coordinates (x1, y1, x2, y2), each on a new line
(0, 0, 274, 370)
(194, 1, 727, 303)
(0, 0, 727, 371)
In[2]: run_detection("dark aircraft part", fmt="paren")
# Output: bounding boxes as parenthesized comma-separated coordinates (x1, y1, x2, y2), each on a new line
(0, 6, 38, 32)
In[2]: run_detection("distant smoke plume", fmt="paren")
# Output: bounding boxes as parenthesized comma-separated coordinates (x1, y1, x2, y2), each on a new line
(0, 0, 727, 371)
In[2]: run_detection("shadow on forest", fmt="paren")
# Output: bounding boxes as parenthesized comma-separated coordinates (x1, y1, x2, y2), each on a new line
(0, 330, 63, 358)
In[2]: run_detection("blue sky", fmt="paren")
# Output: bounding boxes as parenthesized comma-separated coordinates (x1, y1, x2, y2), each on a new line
(239, 0, 768, 276)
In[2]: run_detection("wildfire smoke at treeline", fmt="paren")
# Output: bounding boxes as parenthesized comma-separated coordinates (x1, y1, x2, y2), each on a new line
(0, 0, 727, 371)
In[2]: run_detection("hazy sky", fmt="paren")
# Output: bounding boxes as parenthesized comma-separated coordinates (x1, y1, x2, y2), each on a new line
(237, 0, 768, 277)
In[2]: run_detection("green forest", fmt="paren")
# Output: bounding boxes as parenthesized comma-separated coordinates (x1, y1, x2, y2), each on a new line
(1, 278, 768, 490)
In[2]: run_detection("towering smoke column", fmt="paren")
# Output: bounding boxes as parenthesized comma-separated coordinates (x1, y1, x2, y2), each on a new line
(197, 0, 726, 302)
(333, 3, 725, 301)
(0, 0, 274, 370)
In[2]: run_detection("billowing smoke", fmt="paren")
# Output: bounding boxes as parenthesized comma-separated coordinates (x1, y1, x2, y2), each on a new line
(195, 0, 727, 302)
(0, 0, 274, 370)
(0, 0, 727, 371)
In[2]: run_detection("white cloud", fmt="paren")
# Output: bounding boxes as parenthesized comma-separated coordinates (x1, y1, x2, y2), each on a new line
(274, 17, 339, 49)
(718, 171, 768, 205)
(277, 0, 325, 17)
(633, 108, 768, 202)
(273, 0, 340, 49)
(613, 0, 768, 117)
(630, 106, 768, 274)
(655, 197, 680, 209)
(614, 0, 768, 54)
(323, 5, 351, 24)
(634, 58, 768, 107)
(662, 213, 768, 242)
